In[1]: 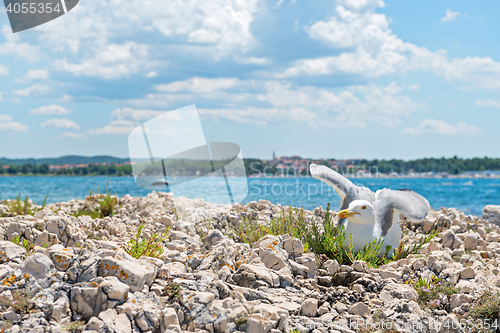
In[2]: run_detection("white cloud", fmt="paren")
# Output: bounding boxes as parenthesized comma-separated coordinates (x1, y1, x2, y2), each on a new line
(111, 108, 171, 121)
(0, 114, 29, 132)
(126, 78, 419, 127)
(60, 132, 87, 139)
(403, 119, 481, 135)
(277, 2, 500, 92)
(145, 71, 157, 78)
(0, 27, 42, 61)
(199, 107, 317, 126)
(0, 64, 8, 76)
(408, 84, 420, 91)
(88, 123, 136, 135)
(13, 84, 52, 97)
(156, 77, 241, 93)
(441, 9, 461, 23)
(234, 56, 271, 65)
(30, 104, 72, 115)
(39, 0, 258, 57)
(54, 42, 151, 79)
(41, 118, 81, 130)
(475, 99, 500, 109)
(25, 69, 49, 80)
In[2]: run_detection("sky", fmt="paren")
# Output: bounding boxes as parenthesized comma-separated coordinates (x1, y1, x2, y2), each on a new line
(0, 0, 499, 160)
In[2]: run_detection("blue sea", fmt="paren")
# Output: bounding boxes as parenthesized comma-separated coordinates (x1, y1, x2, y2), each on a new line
(0, 176, 499, 216)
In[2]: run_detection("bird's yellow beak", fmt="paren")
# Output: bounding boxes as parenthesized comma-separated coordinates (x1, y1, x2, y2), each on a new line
(338, 209, 360, 219)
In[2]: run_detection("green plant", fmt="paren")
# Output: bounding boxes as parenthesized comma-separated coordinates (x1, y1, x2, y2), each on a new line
(1, 194, 48, 217)
(232, 204, 392, 267)
(411, 276, 461, 310)
(125, 224, 170, 259)
(10, 235, 20, 245)
(392, 230, 438, 261)
(63, 321, 85, 333)
(232, 215, 269, 245)
(70, 180, 118, 219)
(21, 239, 35, 255)
(462, 290, 500, 332)
(346, 234, 391, 268)
(10, 290, 33, 314)
(234, 307, 254, 327)
(98, 181, 118, 217)
(164, 281, 182, 300)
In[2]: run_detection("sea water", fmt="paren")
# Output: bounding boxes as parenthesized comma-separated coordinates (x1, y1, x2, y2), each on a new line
(0, 176, 499, 216)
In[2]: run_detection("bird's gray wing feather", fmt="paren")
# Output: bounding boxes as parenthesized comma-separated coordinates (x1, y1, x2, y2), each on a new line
(374, 189, 430, 236)
(310, 164, 374, 211)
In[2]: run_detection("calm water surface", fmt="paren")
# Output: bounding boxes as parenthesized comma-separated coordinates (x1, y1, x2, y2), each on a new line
(0, 176, 499, 216)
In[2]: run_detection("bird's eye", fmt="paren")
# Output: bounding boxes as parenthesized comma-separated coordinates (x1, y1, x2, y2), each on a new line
(361, 206, 367, 210)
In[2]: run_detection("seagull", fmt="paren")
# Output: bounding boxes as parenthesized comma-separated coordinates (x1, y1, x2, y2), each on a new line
(310, 164, 430, 254)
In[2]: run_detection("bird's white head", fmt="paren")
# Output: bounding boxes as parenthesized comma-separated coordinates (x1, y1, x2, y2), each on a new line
(338, 200, 375, 225)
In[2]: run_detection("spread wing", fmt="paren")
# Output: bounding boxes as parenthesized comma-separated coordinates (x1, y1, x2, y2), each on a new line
(309, 164, 374, 212)
(374, 189, 430, 236)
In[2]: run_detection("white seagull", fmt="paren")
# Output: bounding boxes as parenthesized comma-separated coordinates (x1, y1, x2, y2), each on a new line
(310, 164, 430, 254)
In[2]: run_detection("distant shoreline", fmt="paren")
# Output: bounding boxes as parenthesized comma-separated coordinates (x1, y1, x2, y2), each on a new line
(0, 174, 499, 179)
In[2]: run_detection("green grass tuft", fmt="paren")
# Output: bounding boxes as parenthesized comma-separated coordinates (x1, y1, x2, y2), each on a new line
(411, 276, 461, 310)
(0, 193, 48, 217)
(125, 223, 170, 259)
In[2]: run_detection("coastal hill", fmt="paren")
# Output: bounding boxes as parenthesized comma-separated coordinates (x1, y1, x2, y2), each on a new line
(1, 155, 500, 177)
(0, 155, 129, 166)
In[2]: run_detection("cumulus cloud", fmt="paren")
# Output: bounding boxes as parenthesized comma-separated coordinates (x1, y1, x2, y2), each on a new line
(0, 64, 8, 76)
(0, 114, 29, 131)
(13, 84, 52, 97)
(124, 77, 420, 127)
(30, 104, 72, 115)
(156, 77, 242, 93)
(60, 132, 87, 139)
(475, 99, 500, 109)
(199, 107, 317, 126)
(441, 9, 461, 22)
(0, 28, 42, 61)
(39, 0, 258, 57)
(111, 108, 171, 121)
(403, 119, 481, 135)
(54, 42, 151, 79)
(88, 122, 136, 135)
(25, 69, 49, 80)
(41, 118, 81, 130)
(276, 1, 500, 92)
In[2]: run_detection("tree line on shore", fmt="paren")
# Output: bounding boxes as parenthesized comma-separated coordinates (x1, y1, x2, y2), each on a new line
(1, 156, 499, 176)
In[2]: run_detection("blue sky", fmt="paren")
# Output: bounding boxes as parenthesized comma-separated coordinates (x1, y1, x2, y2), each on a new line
(0, 0, 499, 160)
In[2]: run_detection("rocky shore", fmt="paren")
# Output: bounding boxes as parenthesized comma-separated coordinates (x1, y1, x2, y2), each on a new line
(0, 192, 499, 333)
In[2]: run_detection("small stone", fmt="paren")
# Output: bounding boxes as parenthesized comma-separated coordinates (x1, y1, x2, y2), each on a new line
(21, 253, 56, 280)
(114, 313, 132, 333)
(352, 260, 368, 273)
(282, 235, 304, 256)
(441, 230, 456, 248)
(348, 302, 370, 317)
(464, 233, 479, 250)
(460, 267, 475, 280)
(483, 205, 500, 226)
(323, 259, 339, 276)
(301, 298, 318, 317)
